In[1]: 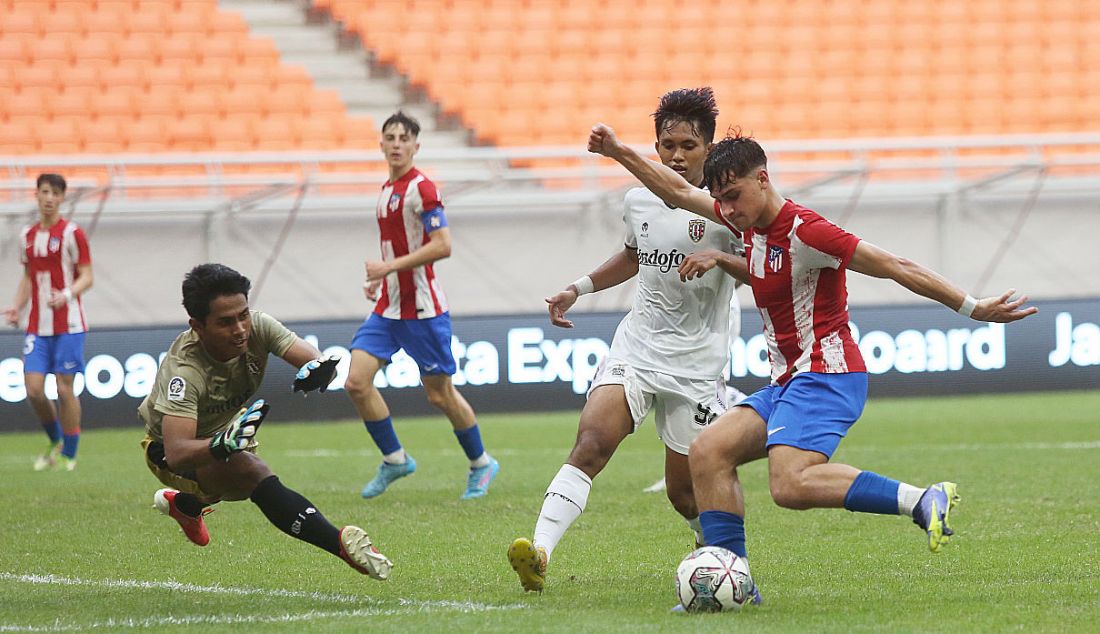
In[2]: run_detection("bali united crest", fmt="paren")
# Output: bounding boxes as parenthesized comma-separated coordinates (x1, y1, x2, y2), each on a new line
(687, 219, 706, 243)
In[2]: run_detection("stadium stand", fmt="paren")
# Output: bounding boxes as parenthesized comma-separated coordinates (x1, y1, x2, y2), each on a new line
(316, 0, 1100, 145)
(0, 0, 372, 155)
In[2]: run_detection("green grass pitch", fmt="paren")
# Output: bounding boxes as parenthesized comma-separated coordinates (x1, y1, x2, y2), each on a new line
(2, 390, 1098, 632)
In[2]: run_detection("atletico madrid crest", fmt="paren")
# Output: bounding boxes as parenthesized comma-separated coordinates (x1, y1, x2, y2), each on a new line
(388, 193, 402, 212)
(767, 245, 785, 272)
(687, 219, 706, 243)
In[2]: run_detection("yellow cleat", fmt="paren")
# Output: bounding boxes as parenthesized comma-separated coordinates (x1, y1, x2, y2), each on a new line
(508, 537, 547, 592)
(913, 482, 961, 553)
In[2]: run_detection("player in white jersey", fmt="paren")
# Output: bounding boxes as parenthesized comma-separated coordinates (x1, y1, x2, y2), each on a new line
(508, 88, 751, 592)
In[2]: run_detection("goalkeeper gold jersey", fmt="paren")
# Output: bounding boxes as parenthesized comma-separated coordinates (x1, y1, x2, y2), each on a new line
(139, 310, 296, 441)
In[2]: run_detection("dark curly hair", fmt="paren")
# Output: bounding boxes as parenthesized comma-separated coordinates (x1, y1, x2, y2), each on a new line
(703, 130, 768, 192)
(182, 264, 251, 322)
(652, 87, 719, 144)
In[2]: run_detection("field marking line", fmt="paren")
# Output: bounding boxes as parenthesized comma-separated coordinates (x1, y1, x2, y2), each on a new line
(0, 572, 522, 614)
(0, 606, 479, 632)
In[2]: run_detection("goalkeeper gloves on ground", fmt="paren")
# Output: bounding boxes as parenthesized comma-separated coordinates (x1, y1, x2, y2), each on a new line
(209, 399, 270, 461)
(293, 355, 340, 394)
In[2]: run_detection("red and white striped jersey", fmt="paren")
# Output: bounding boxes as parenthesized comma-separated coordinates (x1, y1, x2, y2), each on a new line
(373, 167, 449, 320)
(20, 218, 91, 336)
(716, 200, 866, 385)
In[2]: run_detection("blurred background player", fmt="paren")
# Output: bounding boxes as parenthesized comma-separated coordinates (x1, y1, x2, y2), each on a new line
(589, 124, 1038, 600)
(508, 88, 749, 592)
(344, 111, 499, 500)
(3, 174, 93, 471)
(139, 263, 390, 580)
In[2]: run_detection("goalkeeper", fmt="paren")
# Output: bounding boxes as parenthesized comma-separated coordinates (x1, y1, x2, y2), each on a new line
(138, 263, 391, 580)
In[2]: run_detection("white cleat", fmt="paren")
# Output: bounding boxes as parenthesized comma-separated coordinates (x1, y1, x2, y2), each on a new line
(339, 526, 393, 580)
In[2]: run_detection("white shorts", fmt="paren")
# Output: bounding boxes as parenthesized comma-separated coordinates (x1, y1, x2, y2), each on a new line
(587, 358, 728, 455)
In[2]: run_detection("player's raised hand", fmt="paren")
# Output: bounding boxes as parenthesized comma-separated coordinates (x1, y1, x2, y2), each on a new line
(545, 288, 579, 328)
(587, 123, 623, 158)
(678, 250, 722, 282)
(293, 355, 340, 394)
(209, 399, 270, 461)
(972, 289, 1038, 323)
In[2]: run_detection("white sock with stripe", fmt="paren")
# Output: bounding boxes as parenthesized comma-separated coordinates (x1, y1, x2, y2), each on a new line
(533, 464, 592, 561)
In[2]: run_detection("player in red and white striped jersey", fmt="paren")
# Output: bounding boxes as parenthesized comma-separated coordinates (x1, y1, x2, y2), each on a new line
(590, 125, 1037, 593)
(345, 112, 498, 501)
(3, 174, 94, 471)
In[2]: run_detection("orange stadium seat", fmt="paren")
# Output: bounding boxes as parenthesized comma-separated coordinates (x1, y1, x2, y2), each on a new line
(4, 0, 1099, 157)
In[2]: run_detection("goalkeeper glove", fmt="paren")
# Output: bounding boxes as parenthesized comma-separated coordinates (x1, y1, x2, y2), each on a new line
(209, 399, 270, 462)
(293, 355, 340, 394)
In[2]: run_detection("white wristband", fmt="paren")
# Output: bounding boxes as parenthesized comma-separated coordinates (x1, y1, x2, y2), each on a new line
(957, 294, 977, 318)
(61, 288, 73, 302)
(570, 275, 594, 296)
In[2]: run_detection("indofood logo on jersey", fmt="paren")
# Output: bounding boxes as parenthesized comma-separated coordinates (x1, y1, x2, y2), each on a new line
(687, 219, 706, 243)
(637, 248, 687, 273)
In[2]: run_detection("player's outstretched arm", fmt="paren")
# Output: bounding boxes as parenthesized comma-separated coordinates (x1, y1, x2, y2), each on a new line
(678, 249, 751, 285)
(848, 241, 1038, 323)
(546, 247, 638, 328)
(588, 124, 720, 223)
(279, 338, 340, 393)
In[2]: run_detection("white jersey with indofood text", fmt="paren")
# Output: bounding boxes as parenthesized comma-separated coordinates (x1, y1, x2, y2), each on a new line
(610, 187, 743, 381)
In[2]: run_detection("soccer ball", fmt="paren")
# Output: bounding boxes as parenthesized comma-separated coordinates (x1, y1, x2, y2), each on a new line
(675, 546, 754, 612)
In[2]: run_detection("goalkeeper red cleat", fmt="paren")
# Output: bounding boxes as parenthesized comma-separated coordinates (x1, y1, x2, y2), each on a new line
(154, 488, 212, 547)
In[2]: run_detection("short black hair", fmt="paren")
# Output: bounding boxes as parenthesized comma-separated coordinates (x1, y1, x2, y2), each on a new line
(182, 263, 251, 322)
(381, 110, 421, 137)
(703, 131, 768, 192)
(652, 87, 719, 144)
(36, 173, 67, 193)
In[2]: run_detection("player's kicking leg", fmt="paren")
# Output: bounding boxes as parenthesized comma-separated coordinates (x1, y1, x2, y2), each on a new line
(509, 382, 631, 592)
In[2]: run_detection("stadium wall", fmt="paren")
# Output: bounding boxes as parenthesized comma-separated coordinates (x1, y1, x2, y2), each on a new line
(1, 190, 1097, 327)
(0, 298, 1095, 433)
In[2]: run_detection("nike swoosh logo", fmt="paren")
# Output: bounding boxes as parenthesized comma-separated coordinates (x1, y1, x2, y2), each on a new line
(767, 426, 786, 437)
(63, 362, 77, 369)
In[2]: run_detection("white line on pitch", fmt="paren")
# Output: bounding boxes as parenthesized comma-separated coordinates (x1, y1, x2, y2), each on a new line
(0, 572, 520, 614)
(0, 606, 488, 632)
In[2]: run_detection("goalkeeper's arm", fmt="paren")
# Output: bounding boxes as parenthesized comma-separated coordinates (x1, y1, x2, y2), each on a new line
(281, 337, 340, 394)
(162, 401, 271, 469)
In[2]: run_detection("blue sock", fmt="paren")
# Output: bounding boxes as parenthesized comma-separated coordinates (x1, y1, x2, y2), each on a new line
(61, 430, 80, 459)
(363, 417, 402, 456)
(843, 471, 901, 515)
(453, 424, 485, 461)
(699, 510, 747, 558)
(42, 420, 62, 445)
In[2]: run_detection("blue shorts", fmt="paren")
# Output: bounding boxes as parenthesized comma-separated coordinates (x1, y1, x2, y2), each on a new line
(23, 332, 86, 376)
(350, 313, 456, 376)
(738, 372, 868, 458)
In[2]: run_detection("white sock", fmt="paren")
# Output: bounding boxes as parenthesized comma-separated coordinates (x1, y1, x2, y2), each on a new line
(533, 464, 592, 561)
(469, 452, 490, 469)
(382, 449, 407, 465)
(898, 483, 925, 517)
(687, 516, 704, 546)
